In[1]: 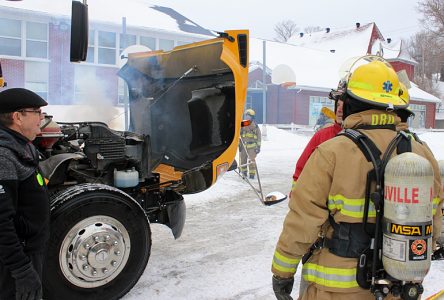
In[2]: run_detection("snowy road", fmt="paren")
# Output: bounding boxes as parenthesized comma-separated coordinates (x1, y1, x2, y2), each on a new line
(124, 126, 444, 300)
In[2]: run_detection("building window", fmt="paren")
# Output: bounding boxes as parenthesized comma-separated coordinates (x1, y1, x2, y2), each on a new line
(140, 36, 156, 50)
(0, 18, 22, 56)
(159, 38, 174, 51)
(309, 96, 334, 126)
(245, 95, 253, 109)
(86, 29, 95, 63)
(25, 61, 48, 100)
(74, 65, 96, 103)
(119, 33, 136, 52)
(409, 104, 426, 128)
(98, 30, 116, 65)
(26, 21, 48, 59)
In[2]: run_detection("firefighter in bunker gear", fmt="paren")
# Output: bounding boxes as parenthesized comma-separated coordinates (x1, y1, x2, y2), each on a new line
(239, 108, 261, 179)
(271, 58, 443, 300)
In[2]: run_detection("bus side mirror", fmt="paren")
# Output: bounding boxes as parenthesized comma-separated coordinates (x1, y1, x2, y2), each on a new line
(70, 1, 88, 62)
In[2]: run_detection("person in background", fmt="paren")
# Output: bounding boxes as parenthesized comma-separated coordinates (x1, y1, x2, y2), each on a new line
(271, 59, 442, 300)
(290, 97, 343, 200)
(0, 88, 49, 300)
(313, 107, 334, 132)
(239, 108, 261, 179)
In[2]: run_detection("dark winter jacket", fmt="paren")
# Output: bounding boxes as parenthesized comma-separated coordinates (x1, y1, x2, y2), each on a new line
(0, 125, 49, 272)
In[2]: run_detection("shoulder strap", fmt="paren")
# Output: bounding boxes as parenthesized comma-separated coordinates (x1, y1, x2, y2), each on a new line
(396, 131, 412, 154)
(337, 129, 411, 216)
(338, 129, 382, 165)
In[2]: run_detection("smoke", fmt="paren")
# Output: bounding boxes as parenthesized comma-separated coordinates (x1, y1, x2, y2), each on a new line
(46, 69, 124, 130)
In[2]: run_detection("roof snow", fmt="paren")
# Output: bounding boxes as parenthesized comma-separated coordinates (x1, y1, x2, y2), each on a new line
(250, 23, 439, 104)
(288, 23, 376, 57)
(0, 0, 213, 37)
(371, 39, 417, 64)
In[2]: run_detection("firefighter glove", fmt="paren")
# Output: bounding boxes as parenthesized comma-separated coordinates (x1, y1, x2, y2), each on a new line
(11, 263, 42, 300)
(272, 275, 294, 300)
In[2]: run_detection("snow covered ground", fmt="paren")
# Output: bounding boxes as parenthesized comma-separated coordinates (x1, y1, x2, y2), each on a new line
(123, 125, 444, 300)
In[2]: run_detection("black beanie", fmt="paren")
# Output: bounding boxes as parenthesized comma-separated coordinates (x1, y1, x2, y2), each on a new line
(395, 108, 414, 123)
(0, 88, 48, 113)
(342, 94, 383, 120)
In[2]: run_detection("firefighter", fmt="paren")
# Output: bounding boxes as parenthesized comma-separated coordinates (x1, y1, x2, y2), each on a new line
(239, 108, 261, 179)
(0, 88, 49, 299)
(314, 107, 334, 132)
(271, 59, 443, 300)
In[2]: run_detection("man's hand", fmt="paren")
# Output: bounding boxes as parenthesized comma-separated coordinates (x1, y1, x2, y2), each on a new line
(255, 148, 260, 154)
(272, 275, 294, 300)
(11, 263, 42, 300)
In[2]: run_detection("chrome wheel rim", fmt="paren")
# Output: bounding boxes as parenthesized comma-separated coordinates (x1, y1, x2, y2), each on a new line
(59, 215, 131, 288)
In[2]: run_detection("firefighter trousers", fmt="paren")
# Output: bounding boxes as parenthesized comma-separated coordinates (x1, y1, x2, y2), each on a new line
(239, 148, 257, 176)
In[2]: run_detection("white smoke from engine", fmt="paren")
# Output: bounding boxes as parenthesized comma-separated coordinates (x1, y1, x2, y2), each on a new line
(44, 70, 125, 130)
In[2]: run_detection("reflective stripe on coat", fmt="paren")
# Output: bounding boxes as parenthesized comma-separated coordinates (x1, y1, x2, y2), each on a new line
(272, 110, 443, 297)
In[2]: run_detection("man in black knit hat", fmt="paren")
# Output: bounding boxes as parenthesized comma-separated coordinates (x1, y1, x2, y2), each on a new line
(0, 88, 49, 299)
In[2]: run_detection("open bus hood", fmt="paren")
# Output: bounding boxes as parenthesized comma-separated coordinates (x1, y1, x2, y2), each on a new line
(118, 30, 249, 193)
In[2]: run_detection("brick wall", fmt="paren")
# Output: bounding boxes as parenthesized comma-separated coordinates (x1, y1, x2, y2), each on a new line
(48, 22, 74, 104)
(1, 59, 25, 87)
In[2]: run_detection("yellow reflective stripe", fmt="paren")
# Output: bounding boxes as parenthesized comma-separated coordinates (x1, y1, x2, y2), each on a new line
(274, 250, 300, 264)
(243, 133, 257, 138)
(272, 250, 300, 273)
(302, 263, 359, 289)
(292, 180, 297, 189)
(272, 260, 297, 273)
(348, 81, 373, 91)
(246, 144, 257, 149)
(328, 194, 376, 218)
(432, 197, 440, 216)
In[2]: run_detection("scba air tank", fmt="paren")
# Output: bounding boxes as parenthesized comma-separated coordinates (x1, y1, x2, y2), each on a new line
(382, 152, 433, 282)
(438, 160, 444, 246)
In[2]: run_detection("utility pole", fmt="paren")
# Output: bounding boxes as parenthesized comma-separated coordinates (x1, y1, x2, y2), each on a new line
(262, 40, 267, 140)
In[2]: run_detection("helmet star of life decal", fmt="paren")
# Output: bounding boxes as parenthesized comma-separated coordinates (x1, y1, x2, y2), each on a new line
(383, 80, 393, 93)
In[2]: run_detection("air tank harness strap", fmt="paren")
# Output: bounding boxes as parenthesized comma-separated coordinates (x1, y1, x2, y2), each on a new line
(324, 215, 375, 258)
(301, 222, 330, 264)
(301, 214, 376, 264)
(336, 129, 412, 294)
(301, 129, 412, 265)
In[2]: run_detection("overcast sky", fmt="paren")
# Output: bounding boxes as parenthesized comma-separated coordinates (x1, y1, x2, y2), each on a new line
(149, 0, 422, 41)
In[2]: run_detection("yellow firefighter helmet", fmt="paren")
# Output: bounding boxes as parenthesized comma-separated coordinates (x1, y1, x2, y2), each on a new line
(344, 56, 408, 109)
(245, 108, 255, 117)
(398, 82, 410, 105)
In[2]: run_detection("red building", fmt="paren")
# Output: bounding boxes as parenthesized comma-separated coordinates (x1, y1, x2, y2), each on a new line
(248, 23, 441, 128)
(0, 2, 212, 106)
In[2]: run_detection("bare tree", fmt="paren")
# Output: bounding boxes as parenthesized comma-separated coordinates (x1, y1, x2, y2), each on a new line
(274, 20, 299, 42)
(304, 26, 323, 34)
(417, 0, 444, 85)
(407, 31, 443, 96)
(418, 0, 444, 38)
